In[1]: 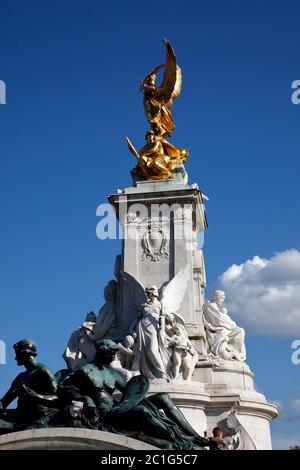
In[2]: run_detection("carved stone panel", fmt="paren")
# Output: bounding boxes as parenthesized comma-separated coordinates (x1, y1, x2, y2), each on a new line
(141, 222, 169, 262)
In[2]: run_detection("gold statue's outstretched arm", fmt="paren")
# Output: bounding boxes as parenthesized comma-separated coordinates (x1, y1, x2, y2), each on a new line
(140, 64, 164, 92)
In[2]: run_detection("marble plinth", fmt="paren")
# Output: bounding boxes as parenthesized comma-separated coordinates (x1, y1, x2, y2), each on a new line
(0, 428, 158, 450)
(148, 361, 278, 450)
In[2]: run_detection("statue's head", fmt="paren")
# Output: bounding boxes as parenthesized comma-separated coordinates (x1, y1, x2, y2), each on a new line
(172, 325, 181, 336)
(13, 339, 37, 366)
(147, 74, 156, 85)
(85, 311, 96, 323)
(145, 285, 159, 299)
(103, 280, 117, 302)
(211, 290, 225, 306)
(145, 130, 156, 144)
(123, 335, 135, 349)
(94, 339, 119, 366)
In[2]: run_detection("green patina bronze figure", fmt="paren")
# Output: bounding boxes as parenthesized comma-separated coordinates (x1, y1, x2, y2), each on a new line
(0, 339, 213, 449)
(0, 339, 59, 434)
(59, 339, 210, 449)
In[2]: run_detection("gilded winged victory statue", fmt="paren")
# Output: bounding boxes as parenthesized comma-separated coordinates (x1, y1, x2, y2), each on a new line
(126, 39, 188, 181)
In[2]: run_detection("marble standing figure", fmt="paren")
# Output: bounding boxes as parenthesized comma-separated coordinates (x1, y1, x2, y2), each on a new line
(131, 286, 170, 380)
(122, 266, 198, 381)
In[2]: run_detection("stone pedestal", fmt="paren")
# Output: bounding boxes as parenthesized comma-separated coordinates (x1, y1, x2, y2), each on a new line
(0, 428, 158, 450)
(106, 178, 277, 449)
(109, 179, 207, 346)
(51, 177, 276, 451)
(148, 364, 277, 450)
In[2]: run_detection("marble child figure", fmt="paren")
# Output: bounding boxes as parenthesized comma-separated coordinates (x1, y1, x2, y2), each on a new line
(167, 324, 198, 380)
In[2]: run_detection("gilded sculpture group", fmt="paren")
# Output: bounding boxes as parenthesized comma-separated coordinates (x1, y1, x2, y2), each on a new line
(126, 39, 189, 180)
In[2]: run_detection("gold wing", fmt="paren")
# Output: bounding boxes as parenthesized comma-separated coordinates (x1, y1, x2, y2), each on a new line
(156, 39, 182, 104)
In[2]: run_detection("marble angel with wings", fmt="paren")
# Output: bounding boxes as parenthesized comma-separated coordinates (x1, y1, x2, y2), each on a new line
(121, 265, 198, 381)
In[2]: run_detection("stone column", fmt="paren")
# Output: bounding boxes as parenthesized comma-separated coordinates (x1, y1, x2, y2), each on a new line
(108, 180, 208, 340)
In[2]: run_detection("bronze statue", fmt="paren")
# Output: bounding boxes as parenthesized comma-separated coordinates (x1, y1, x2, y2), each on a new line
(126, 39, 189, 181)
(0, 339, 58, 434)
(59, 339, 210, 449)
(0, 338, 215, 448)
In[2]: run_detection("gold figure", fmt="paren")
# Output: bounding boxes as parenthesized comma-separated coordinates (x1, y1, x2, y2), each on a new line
(140, 39, 182, 137)
(126, 131, 188, 180)
(126, 39, 188, 181)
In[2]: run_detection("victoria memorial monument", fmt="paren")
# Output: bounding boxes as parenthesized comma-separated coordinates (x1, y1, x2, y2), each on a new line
(0, 40, 277, 450)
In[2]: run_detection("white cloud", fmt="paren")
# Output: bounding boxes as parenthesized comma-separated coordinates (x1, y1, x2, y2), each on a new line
(275, 399, 300, 422)
(214, 249, 300, 336)
(291, 399, 300, 411)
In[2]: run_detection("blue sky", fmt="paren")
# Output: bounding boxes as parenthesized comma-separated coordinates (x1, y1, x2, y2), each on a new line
(0, 0, 299, 448)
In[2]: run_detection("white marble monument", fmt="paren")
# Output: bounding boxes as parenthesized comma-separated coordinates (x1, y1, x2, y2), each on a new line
(107, 178, 277, 449)
(62, 173, 277, 449)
